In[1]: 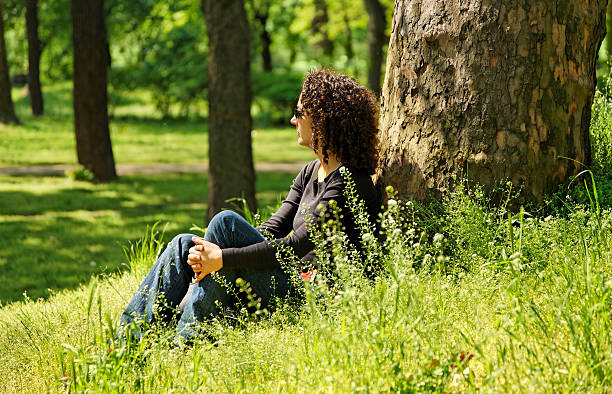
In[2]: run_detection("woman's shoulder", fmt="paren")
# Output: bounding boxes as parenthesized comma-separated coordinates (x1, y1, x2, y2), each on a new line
(303, 159, 320, 173)
(292, 159, 320, 188)
(300, 159, 320, 178)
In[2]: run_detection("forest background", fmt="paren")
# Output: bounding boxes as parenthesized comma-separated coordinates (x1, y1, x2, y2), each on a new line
(2, 0, 394, 121)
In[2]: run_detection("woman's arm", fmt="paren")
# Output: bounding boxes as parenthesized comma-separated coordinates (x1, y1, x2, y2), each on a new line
(255, 188, 301, 239)
(256, 161, 317, 238)
(222, 181, 345, 270)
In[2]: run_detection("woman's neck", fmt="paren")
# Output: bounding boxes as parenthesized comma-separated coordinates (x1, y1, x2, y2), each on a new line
(316, 153, 341, 182)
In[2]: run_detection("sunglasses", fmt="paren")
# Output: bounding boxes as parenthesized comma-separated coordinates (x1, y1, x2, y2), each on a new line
(294, 107, 304, 119)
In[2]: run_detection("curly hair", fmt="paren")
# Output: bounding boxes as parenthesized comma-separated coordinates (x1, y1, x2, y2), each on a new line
(299, 69, 380, 175)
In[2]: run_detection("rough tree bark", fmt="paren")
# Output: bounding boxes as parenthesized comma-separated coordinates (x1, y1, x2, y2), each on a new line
(0, 0, 19, 124)
(375, 0, 607, 205)
(363, 0, 386, 97)
(26, 0, 43, 116)
(202, 0, 256, 221)
(71, 0, 116, 181)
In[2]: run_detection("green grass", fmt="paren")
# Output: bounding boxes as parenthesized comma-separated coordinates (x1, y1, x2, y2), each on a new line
(1, 82, 313, 166)
(0, 171, 294, 304)
(0, 183, 609, 392)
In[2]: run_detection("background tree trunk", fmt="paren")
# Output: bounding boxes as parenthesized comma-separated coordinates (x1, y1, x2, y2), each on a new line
(342, 4, 354, 71)
(0, 0, 19, 124)
(254, 8, 272, 71)
(26, 0, 43, 116)
(375, 0, 607, 205)
(363, 0, 386, 97)
(71, 0, 116, 181)
(202, 0, 256, 221)
(311, 0, 334, 56)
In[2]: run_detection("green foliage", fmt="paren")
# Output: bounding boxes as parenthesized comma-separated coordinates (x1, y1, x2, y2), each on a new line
(252, 68, 303, 124)
(109, 1, 208, 118)
(67, 166, 94, 182)
(3, 0, 73, 80)
(2, 0, 391, 120)
(590, 84, 612, 177)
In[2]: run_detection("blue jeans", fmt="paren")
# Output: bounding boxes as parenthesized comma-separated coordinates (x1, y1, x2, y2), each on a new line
(119, 210, 302, 342)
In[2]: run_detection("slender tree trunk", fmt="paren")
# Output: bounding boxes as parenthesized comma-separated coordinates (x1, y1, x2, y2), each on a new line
(202, 0, 256, 221)
(0, 0, 19, 124)
(375, 0, 607, 205)
(363, 0, 386, 97)
(311, 0, 334, 56)
(71, 0, 116, 181)
(26, 0, 43, 116)
(342, 4, 354, 70)
(255, 10, 272, 71)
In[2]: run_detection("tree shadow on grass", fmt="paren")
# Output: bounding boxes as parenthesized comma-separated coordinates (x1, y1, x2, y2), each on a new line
(0, 171, 295, 305)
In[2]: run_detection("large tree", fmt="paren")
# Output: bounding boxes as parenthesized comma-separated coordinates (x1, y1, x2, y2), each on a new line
(25, 0, 43, 115)
(375, 0, 607, 205)
(0, 0, 19, 124)
(363, 0, 386, 97)
(202, 0, 256, 221)
(71, 0, 116, 181)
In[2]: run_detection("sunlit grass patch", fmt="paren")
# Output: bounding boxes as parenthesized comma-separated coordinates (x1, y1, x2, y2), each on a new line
(0, 171, 293, 304)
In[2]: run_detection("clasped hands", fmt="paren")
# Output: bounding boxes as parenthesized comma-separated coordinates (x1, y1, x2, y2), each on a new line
(188, 236, 223, 282)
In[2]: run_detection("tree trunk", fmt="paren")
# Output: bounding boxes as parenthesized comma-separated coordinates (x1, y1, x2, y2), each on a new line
(0, 0, 19, 124)
(375, 0, 607, 205)
(311, 0, 334, 56)
(363, 0, 386, 97)
(26, 0, 43, 116)
(71, 0, 116, 181)
(255, 10, 272, 71)
(202, 0, 256, 221)
(342, 4, 354, 70)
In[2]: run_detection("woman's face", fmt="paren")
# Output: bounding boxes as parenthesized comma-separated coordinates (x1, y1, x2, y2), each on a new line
(290, 96, 313, 149)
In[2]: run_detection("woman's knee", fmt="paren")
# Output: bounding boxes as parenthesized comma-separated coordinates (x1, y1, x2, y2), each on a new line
(208, 210, 243, 234)
(171, 233, 197, 250)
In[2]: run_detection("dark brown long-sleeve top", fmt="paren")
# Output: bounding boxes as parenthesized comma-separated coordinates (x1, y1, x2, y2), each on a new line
(221, 159, 380, 270)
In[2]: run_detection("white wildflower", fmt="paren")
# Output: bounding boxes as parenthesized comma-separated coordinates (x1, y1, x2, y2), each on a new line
(433, 233, 444, 244)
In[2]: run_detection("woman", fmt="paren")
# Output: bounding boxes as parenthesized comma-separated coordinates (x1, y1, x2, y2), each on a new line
(119, 69, 381, 343)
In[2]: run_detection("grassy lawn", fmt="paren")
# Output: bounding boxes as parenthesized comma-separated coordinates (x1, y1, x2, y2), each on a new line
(0, 171, 294, 304)
(0, 82, 313, 166)
(0, 184, 609, 392)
